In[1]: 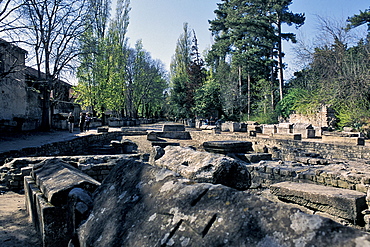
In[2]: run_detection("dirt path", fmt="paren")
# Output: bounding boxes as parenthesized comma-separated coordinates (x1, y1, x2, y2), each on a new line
(0, 191, 41, 247)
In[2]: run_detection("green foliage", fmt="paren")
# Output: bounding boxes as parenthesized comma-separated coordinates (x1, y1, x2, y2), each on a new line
(335, 101, 370, 129)
(169, 23, 206, 118)
(206, 0, 304, 120)
(346, 7, 370, 31)
(241, 111, 278, 124)
(75, 0, 167, 118)
(192, 75, 222, 117)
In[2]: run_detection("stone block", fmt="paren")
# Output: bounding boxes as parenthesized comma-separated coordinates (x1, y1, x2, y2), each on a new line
(270, 181, 367, 223)
(262, 124, 277, 135)
(97, 127, 109, 133)
(25, 175, 70, 247)
(277, 123, 293, 134)
(155, 131, 191, 139)
(293, 134, 302, 140)
(31, 158, 100, 206)
(203, 140, 253, 154)
(243, 153, 272, 163)
(77, 160, 370, 247)
(155, 146, 251, 190)
(322, 135, 365, 146)
(221, 121, 240, 132)
(147, 131, 158, 141)
(162, 124, 185, 131)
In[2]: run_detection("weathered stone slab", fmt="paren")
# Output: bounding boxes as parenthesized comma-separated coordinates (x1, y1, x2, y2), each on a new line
(272, 133, 302, 140)
(221, 121, 240, 132)
(77, 160, 370, 247)
(243, 153, 272, 163)
(147, 131, 158, 141)
(277, 123, 293, 134)
(293, 123, 316, 138)
(24, 175, 71, 247)
(154, 146, 251, 190)
(203, 140, 253, 154)
(162, 124, 185, 131)
(31, 158, 100, 206)
(270, 181, 367, 223)
(262, 124, 277, 134)
(156, 131, 191, 139)
(322, 135, 365, 145)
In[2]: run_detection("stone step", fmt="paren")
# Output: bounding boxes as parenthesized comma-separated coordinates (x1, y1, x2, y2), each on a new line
(270, 181, 367, 224)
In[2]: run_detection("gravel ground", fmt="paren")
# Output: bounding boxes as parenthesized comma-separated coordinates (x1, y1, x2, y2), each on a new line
(0, 191, 41, 247)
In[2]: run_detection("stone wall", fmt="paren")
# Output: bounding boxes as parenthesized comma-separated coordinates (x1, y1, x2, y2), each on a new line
(190, 131, 370, 161)
(0, 131, 125, 165)
(2, 154, 145, 191)
(288, 105, 337, 128)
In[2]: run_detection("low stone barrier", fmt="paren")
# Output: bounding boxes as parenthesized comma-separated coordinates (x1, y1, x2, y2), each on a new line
(162, 124, 185, 131)
(25, 158, 100, 247)
(189, 131, 370, 161)
(156, 131, 191, 139)
(0, 131, 125, 165)
(270, 181, 367, 224)
(322, 135, 365, 146)
(272, 133, 302, 140)
(1, 154, 145, 191)
(262, 124, 277, 135)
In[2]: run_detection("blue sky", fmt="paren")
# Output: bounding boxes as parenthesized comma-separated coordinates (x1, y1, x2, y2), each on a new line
(125, 0, 369, 76)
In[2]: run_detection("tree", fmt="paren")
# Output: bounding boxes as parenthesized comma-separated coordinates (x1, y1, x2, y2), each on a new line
(346, 7, 370, 31)
(75, 0, 111, 117)
(76, 0, 131, 120)
(0, 0, 24, 34)
(207, 0, 303, 120)
(285, 15, 370, 128)
(169, 23, 193, 118)
(268, 0, 305, 101)
(22, 0, 90, 130)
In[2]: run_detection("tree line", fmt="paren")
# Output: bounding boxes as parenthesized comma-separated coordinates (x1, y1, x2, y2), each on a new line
(1, 0, 369, 130)
(170, 1, 370, 131)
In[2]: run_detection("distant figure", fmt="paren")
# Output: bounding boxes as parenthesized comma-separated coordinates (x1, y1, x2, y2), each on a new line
(79, 112, 86, 132)
(85, 113, 91, 131)
(67, 112, 74, 133)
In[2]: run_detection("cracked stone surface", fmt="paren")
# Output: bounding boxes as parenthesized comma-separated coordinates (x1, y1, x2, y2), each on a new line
(153, 146, 251, 190)
(77, 159, 370, 247)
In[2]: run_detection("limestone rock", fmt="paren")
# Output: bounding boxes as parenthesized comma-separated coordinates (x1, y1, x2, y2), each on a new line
(31, 158, 100, 206)
(270, 181, 367, 223)
(149, 146, 165, 165)
(77, 160, 370, 247)
(154, 146, 251, 190)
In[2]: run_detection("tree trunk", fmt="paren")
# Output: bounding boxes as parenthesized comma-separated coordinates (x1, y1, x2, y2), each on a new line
(277, 15, 284, 101)
(247, 73, 251, 120)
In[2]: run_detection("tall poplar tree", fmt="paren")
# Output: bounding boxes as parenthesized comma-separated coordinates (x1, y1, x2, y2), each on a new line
(169, 23, 193, 118)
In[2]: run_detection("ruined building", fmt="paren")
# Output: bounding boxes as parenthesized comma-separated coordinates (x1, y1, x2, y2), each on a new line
(0, 39, 79, 132)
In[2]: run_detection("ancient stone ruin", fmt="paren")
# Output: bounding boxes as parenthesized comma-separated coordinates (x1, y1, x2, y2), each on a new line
(2, 123, 370, 246)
